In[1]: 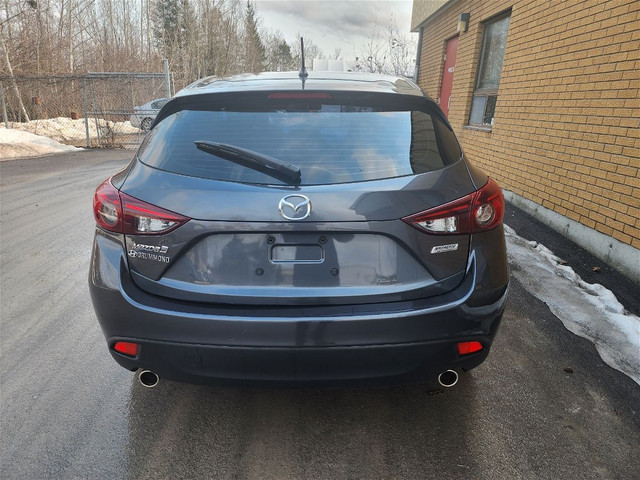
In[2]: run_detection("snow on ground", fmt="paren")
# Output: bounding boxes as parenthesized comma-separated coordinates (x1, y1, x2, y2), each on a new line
(505, 224, 640, 385)
(3, 117, 141, 145)
(0, 128, 82, 159)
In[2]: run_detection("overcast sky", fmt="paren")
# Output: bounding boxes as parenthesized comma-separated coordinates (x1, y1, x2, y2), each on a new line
(253, 1, 415, 58)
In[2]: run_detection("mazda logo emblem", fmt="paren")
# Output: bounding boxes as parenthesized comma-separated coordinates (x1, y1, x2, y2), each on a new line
(278, 194, 312, 220)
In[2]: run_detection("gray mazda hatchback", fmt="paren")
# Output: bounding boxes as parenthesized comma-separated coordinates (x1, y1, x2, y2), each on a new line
(89, 72, 509, 388)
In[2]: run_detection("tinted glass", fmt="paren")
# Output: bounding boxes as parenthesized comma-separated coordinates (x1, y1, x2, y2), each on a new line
(476, 15, 510, 91)
(469, 95, 487, 125)
(138, 101, 462, 186)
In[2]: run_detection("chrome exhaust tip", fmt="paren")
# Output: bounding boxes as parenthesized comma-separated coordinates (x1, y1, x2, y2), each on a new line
(138, 370, 159, 388)
(437, 369, 459, 388)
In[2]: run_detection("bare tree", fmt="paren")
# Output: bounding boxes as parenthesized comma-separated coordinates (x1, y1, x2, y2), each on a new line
(354, 17, 417, 77)
(0, 30, 30, 121)
(290, 33, 321, 70)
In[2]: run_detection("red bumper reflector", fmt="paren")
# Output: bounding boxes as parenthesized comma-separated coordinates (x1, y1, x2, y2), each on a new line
(114, 342, 139, 357)
(457, 341, 483, 355)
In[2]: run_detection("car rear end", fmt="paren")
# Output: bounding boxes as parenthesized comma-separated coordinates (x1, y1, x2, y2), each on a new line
(129, 103, 146, 128)
(89, 74, 509, 387)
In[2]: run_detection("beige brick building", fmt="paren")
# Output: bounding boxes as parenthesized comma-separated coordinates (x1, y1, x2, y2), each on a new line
(412, 0, 639, 283)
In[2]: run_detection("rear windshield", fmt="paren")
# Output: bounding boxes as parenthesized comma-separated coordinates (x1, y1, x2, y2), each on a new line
(138, 94, 462, 186)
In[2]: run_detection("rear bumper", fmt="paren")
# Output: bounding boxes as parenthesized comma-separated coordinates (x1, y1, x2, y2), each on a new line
(89, 228, 508, 385)
(108, 338, 492, 387)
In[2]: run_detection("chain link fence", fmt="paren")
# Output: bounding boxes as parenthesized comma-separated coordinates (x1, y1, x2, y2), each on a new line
(0, 71, 172, 148)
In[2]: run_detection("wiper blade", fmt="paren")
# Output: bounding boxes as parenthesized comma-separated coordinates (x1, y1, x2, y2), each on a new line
(195, 141, 301, 185)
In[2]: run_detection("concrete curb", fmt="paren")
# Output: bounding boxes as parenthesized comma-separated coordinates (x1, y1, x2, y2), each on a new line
(503, 190, 640, 286)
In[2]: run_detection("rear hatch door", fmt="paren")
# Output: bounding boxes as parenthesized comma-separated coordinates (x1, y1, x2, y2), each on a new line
(121, 90, 476, 306)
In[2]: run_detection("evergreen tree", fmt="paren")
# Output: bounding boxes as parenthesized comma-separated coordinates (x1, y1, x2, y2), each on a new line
(274, 40, 294, 71)
(152, 0, 178, 57)
(243, 1, 265, 73)
(179, 0, 197, 50)
(152, 0, 193, 57)
(152, 0, 197, 85)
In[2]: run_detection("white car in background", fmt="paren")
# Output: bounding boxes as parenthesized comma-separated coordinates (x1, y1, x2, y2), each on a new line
(130, 98, 168, 131)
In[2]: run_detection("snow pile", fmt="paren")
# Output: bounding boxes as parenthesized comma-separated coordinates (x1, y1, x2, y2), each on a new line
(4, 117, 141, 145)
(0, 128, 83, 159)
(505, 224, 640, 385)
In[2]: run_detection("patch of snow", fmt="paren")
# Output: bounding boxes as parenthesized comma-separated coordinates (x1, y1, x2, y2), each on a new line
(0, 128, 83, 159)
(3, 117, 141, 145)
(504, 224, 640, 385)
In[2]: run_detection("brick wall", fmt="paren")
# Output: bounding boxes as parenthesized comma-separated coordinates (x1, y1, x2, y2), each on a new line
(415, 0, 639, 248)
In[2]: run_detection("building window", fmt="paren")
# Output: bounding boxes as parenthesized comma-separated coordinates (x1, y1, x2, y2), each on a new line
(469, 13, 511, 127)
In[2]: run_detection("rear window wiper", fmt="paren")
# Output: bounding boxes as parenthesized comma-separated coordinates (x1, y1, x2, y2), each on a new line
(194, 141, 301, 185)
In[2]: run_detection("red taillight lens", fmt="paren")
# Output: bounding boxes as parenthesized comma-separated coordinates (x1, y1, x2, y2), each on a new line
(94, 178, 123, 232)
(457, 341, 484, 355)
(93, 178, 189, 235)
(113, 341, 139, 357)
(120, 192, 188, 235)
(472, 178, 504, 231)
(402, 178, 504, 234)
(403, 192, 475, 234)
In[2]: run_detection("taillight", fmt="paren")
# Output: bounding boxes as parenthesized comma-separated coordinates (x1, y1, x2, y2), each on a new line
(120, 193, 189, 234)
(472, 178, 504, 231)
(402, 178, 504, 234)
(93, 178, 189, 235)
(94, 178, 123, 232)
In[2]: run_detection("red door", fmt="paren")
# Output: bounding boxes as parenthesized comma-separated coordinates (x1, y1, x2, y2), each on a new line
(439, 36, 458, 118)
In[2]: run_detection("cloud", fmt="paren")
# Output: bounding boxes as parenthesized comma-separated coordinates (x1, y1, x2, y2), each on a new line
(254, 0, 414, 53)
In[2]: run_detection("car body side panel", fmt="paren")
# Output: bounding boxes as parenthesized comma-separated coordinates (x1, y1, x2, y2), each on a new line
(462, 154, 490, 190)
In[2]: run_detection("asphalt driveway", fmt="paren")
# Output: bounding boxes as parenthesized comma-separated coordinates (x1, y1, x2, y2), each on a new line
(1, 150, 638, 479)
